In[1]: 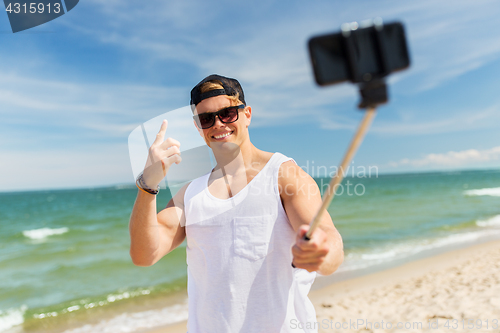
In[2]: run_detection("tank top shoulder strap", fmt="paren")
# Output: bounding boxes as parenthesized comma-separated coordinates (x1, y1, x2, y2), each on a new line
(266, 152, 296, 187)
(183, 171, 211, 226)
(185, 171, 210, 200)
(269, 152, 296, 171)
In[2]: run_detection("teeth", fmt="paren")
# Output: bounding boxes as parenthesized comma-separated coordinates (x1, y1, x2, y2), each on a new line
(214, 132, 231, 139)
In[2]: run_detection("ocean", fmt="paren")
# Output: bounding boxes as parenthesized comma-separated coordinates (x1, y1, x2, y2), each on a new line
(1, 169, 500, 332)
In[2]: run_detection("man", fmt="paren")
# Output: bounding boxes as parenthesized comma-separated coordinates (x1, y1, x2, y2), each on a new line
(129, 74, 343, 332)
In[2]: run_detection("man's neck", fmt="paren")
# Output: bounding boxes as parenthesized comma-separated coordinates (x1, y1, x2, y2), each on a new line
(212, 139, 260, 174)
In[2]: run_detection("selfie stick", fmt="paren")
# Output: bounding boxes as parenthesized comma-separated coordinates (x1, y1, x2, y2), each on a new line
(303, 20, 410, 241)
(304, 80, 387, 240)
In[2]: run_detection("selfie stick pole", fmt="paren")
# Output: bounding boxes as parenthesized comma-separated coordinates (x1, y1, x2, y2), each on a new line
(304, 107, 376, 240)
(304, 78, 387, 240)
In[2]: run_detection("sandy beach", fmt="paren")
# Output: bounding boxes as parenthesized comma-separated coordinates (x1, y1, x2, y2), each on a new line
(144, 239, 500, 333)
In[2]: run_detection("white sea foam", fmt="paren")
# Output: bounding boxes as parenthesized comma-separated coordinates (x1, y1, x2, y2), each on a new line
(22, 227, 69, 240)
(0, 305, 27, 332)
(340, 229, 500, 273)
(464, 187, 500, 197)
(61, 300, 188, 333)
(33, 289, 155, 322)
(477, 215, 500, 227)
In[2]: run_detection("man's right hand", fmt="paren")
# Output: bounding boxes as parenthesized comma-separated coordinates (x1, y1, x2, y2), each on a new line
(142, 120, 182, 189)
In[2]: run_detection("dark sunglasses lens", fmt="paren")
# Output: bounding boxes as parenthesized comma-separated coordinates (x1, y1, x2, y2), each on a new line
(219, 107, 238, 123)
(198, 113, 215, 129)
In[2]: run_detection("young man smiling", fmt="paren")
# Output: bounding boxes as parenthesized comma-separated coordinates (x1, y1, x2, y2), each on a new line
(129, 74, 343, 332)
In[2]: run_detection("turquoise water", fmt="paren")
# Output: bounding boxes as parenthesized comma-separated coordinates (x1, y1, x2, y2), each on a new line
(1, 169, 500, 332)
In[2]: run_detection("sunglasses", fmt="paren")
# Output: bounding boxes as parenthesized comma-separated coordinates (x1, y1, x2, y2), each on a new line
(193, 105, 245, 129)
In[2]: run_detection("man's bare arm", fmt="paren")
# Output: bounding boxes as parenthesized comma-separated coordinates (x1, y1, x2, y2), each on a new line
(129, 184, 187, 267)
(279, 161, 344, 275)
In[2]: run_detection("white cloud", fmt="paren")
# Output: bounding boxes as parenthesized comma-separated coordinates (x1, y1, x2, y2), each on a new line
(0, 71, 187, 141)
(371, 104, 500, 136)
(389, 146, 500, 168)
(0, 72, 184, 115)
(397, 0, 500, 92)
(0, 146, 133, 192)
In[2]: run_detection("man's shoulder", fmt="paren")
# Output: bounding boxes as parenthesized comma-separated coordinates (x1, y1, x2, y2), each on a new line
(184, 171, 211, 194)
(169, 181, 192, 207)
(170, 170, 209, 205)
(278, 159, 303, 180)
(277, 158, 316, 194)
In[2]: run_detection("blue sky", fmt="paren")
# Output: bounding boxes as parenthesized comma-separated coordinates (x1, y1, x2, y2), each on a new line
(1, 0, 500, 191)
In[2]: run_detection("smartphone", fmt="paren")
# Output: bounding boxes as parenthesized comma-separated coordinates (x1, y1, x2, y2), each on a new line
(308, 21, 410, 86)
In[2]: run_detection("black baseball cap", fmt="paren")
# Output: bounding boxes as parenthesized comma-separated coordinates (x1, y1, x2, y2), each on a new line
(190, 74, 246, 109)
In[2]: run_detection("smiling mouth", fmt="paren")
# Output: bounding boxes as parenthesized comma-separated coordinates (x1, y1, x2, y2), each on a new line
(212, 131, 233, 140)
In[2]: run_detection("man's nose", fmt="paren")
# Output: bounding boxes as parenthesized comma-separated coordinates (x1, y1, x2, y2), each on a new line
(213, 115, 225, 127)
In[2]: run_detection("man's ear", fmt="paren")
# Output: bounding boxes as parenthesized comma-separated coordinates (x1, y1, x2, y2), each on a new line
(244, 106, 252, 127)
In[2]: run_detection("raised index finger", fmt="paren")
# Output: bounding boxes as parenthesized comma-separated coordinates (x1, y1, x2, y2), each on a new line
(153, 120, 168, 145)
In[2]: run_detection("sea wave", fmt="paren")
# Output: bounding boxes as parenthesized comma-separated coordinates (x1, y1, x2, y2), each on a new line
(61, 299, 188, 333)
(22, 227, 69, 240)
(341, 229, 500, 272)
(32, 288, 155, 321)
(0, 305, 27, 333)
(477, 215, 500, 227)
(464, 187, 500, 197)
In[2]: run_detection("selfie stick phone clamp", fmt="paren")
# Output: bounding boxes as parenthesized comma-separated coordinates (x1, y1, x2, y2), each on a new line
(358, 80, 388, 109)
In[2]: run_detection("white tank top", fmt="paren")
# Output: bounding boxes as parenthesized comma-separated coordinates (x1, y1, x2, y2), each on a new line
(183, 152, 317, 333)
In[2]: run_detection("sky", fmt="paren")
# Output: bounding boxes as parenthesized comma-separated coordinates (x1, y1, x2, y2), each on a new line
(1, 0, 500, 191)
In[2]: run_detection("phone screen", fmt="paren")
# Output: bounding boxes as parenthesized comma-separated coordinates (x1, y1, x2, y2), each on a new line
(308, 33, 349, 85)
(382, 23, 410, 74)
